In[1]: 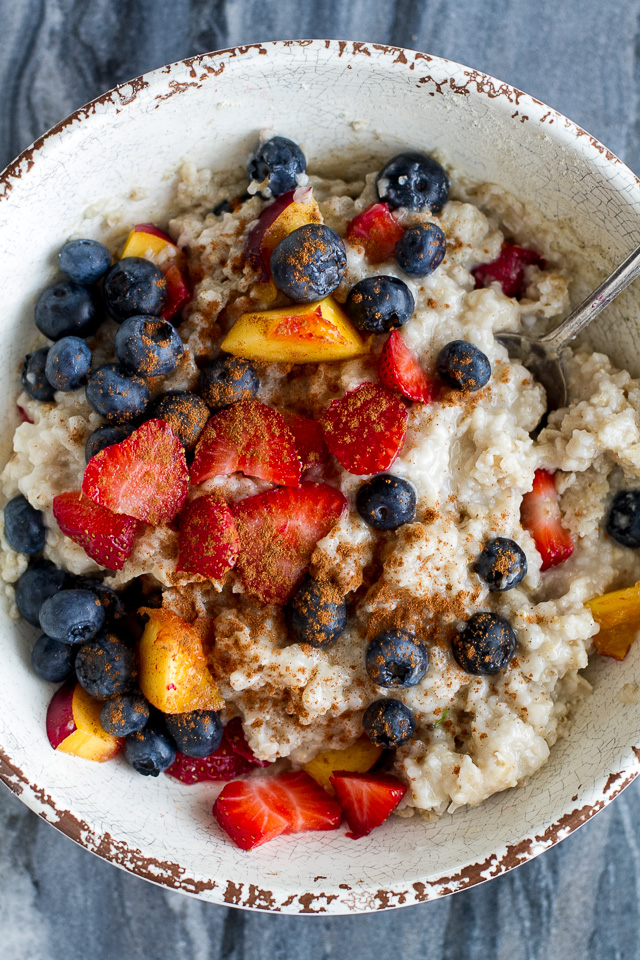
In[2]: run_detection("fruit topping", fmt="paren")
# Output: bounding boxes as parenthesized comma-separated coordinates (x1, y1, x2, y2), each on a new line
(44, 336, 92, 392)
(85, 424, 135, 463)
(3, 494, 46, 554)
(15, 560, 67, 627)
(165, 718, 267, 784)
(378, 329, 435, 403)
(520, 469, 574, 570)
(53, 491, 141, 571)
(321, 382, 408, 475)
(31, 634, 76, 683)
(121, 223, 178, 259)
(58, 239, 112, 284)
(280, 411, 328, 471)
(606, 490, 640, 548)
(356, 474, 416, 530)
(147, 392, 210, 449)
(75, 634, 135, 700)
(176, 495, 240, 580)
(223, 717, 271, 768)
(346, 275, 415, 333)
(452, 611, 517, 675)
(270, 223, 347, 302)
(366, 629, 429, 688)
(287, 578, 347, 648)
(376, 152, 449, 213)
(330, 771, 407, 839)
(346, 203, 405, 264)
(437, 340, 491, 392)
(39, 588, 105, 645)
(198, 356, 259, 409)
(244, 187, 322, 294)
(303, 737, 383, 791)
(125, 728, 176, 776)
(396, 222, 446, 277)
(114, 315, 184, 378)
(35, 281, 100, 340)
(100, 693, 150, 736)
(474, 537, 528, 591)
(85, 363, 150, 423)
(74, 579, 124, 623)
(587, 582, 640, 660)
(165, 709, 223, 758)
(247, 136, 307, 198)
(21, 348, 55, 401)
(103, 257, 167, 323)
(472, 242, 546, 299)
(47, 681, 124, 762)
(362, 699, 416, 748)
(160, 262, 191, 322)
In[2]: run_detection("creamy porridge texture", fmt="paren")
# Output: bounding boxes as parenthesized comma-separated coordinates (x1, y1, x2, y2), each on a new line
(3, 137, 640, 845)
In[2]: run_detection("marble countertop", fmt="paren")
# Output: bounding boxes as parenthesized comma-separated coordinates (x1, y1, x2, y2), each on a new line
(1, 2, 639, 957)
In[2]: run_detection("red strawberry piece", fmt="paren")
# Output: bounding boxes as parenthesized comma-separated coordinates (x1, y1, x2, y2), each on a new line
(224, 717, 271, 768)
(166, 740, 255, 785)
(17, 404, 33, 424)
(244, 189, 297, 280)
(160, 262, 191, 321)
(281, 411, 328, 471)
(330, 771, 407, 839)
(378, 330, 436, 403)
(472, 242, 546, 299)
(53, 491, 141, 571)
(520, 468, 574, 571)
(82, 419, 189, 526)
(320, 382, 408, 475)
(213, 771, 342, 850)
(231, 482, 347, 604)
(177, 495, 240, 579)
(346, 203, 405, 264)
(190, 399, 301, 488)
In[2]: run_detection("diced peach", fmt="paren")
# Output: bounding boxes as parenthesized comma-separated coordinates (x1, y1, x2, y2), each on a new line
(46, 682, 123, 762)
(587, 581, 640, 660)
(303, 736, 383, 792)
(121, 223, 182, 262)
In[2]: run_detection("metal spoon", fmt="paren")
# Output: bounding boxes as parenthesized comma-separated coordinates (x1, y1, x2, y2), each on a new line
(496, 242, 640, 411)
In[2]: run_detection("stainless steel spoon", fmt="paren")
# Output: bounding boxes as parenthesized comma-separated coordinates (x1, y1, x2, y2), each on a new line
(496, 243, 640, 411)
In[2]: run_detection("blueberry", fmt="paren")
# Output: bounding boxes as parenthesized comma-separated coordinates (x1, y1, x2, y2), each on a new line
(100, 693, 150, 736)
(363, 699, 416, 747)
(125, 728, 176, 776)
(85, 424, 135, 463)
(39, 588, 105, 645)
(452, 611, 517, 675)
(75, 634, 135, 699)
(164, 710, 223, 758)
(85, 364, 149, 422)
(58, 239, 111, 284)
(474, 538, 527, 591)
(345, 276, 414, 333)
(15, 560, 67, 626)
(437, 340, 491, 392)
(148, 392, 210, 449)
(114, 315, 183, 378)
(74, 578, 125, 621)
(35, 281, 100, 340)
(366, 629, 428, 688)
(606, 490, 640, 548)
(4, 495, 46, 554)
(198, 357, 259, 410)
(287, 578, 347, 648)
(270, 224, 346, 302)
(21, 349, 55, 401)
(376, 152, 449, 213)
(356, 475, 416, 530)
(212, 193, 249, 216)
(247, 136, 306, 198)
(44, 336, 92, 392)
(396, 224, 446, 277)
(31, 634, 75, 683)
(103, 257, 167, 324)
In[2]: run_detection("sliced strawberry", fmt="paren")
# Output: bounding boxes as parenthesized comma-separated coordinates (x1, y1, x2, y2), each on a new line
(160, 262, 191, 321)
(330, 771, 407, 839)
(520, 468, 574, 571)
(231, 482, 347, 604)
(472, 242, 546, 299)
(320, 382, 408, 475)
(224, 717, 271, 768)
(346, 203, 405, 264)
(166, 742, 255, 785)
(378, 330, 436, 403)
(281, 411, 328, 471)
(82, 419, 189, 526)
(190, 399, 301, 487)
(177, 495, 240, 579)
(53, 491, 141, 571)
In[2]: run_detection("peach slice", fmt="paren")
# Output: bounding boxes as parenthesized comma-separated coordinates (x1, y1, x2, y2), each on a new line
(220, 296, 368, 363)
(587, 581, 640, 660)
(121, 223, 183, 262)
(303, 736, 383, 792)
(137, 607, 223, 713)
(46, 682, 123, 761)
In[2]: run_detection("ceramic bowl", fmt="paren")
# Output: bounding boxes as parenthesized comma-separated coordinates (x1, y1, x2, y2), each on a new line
(1, 40, 640, 916)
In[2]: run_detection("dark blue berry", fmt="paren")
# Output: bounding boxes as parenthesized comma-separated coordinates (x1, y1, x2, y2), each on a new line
(606, 490, 640, 548)
(248, 136, 306, 198)
(377, 152, 449, 213)
(474, 538, 527, 591)
(31, 634, 75, 683)
(100, 693, 150, 736)
(85, 364, 150, 422)
(21, 349, 55, 401)
(74, 578, 125, 621)
(58, 239, 111, 284)
(85, 424, 135, 463)
(125, 728, 176, 776)
(4, 495, 46, 554)
(103, 257, 167, 323)
(39, 588, 105, 645)
(165, 710, 223, 758)
(452, 612, 517, 675)
(198, 357, 259, 409)
(270, 224, 346, 302)
(396, 223, 446, 277)
(44, 336, 92, 392)
(213, 193, 249, 216)
(35, 281, 100, 340)
(75, 634, 135, 699)
(437, 340, 491, 392)
(287, 579, 347, 648)
(356, 475, 416, 530)
(115, 315, 183, 378)
(15, 560, 67, 626)
(366, 629, 428, 688)
(345, 276, 414, 333)
(148, 392, 209, 449)
(363, 699, 416, 747)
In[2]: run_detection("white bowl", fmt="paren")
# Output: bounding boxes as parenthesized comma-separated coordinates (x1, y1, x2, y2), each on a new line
(1, 40, 640, 915)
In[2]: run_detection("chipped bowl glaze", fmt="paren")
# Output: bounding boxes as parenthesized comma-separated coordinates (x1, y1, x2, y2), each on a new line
(2, 40, 640, 915)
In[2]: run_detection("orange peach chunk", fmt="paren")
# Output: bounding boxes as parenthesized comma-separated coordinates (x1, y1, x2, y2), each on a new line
(46, 682, 123, 762)
(303, 736, 383, 792)
(587, 581, 640, 660)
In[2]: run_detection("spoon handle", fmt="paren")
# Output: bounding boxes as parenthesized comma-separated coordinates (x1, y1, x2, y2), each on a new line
(541, 242, 640, 353)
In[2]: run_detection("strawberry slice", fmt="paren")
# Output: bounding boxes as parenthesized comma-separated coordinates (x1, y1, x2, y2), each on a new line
(472, 242, 546, 299)
(281, 411, 328, 471)
(520, 468, 574, 571)
(213, 771, 342, 850)
(52, 491, 141, 571)
(346, 203, 405, 264)
(82, 419, 189, 525)
(320, 382, 408, 475)
(176, 495, 240, 579)
(224, 717, 271, 768)
(378, 330, 436, 403)
(160, 262, 191, 321)
(231, 482, 347, 604)
(330, 771, 407, 839)
(190, 399, 301, 487)
(166, 742, 255, 785)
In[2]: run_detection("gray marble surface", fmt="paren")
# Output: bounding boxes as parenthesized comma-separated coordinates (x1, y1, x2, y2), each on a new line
(1, 1, 640, 957)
